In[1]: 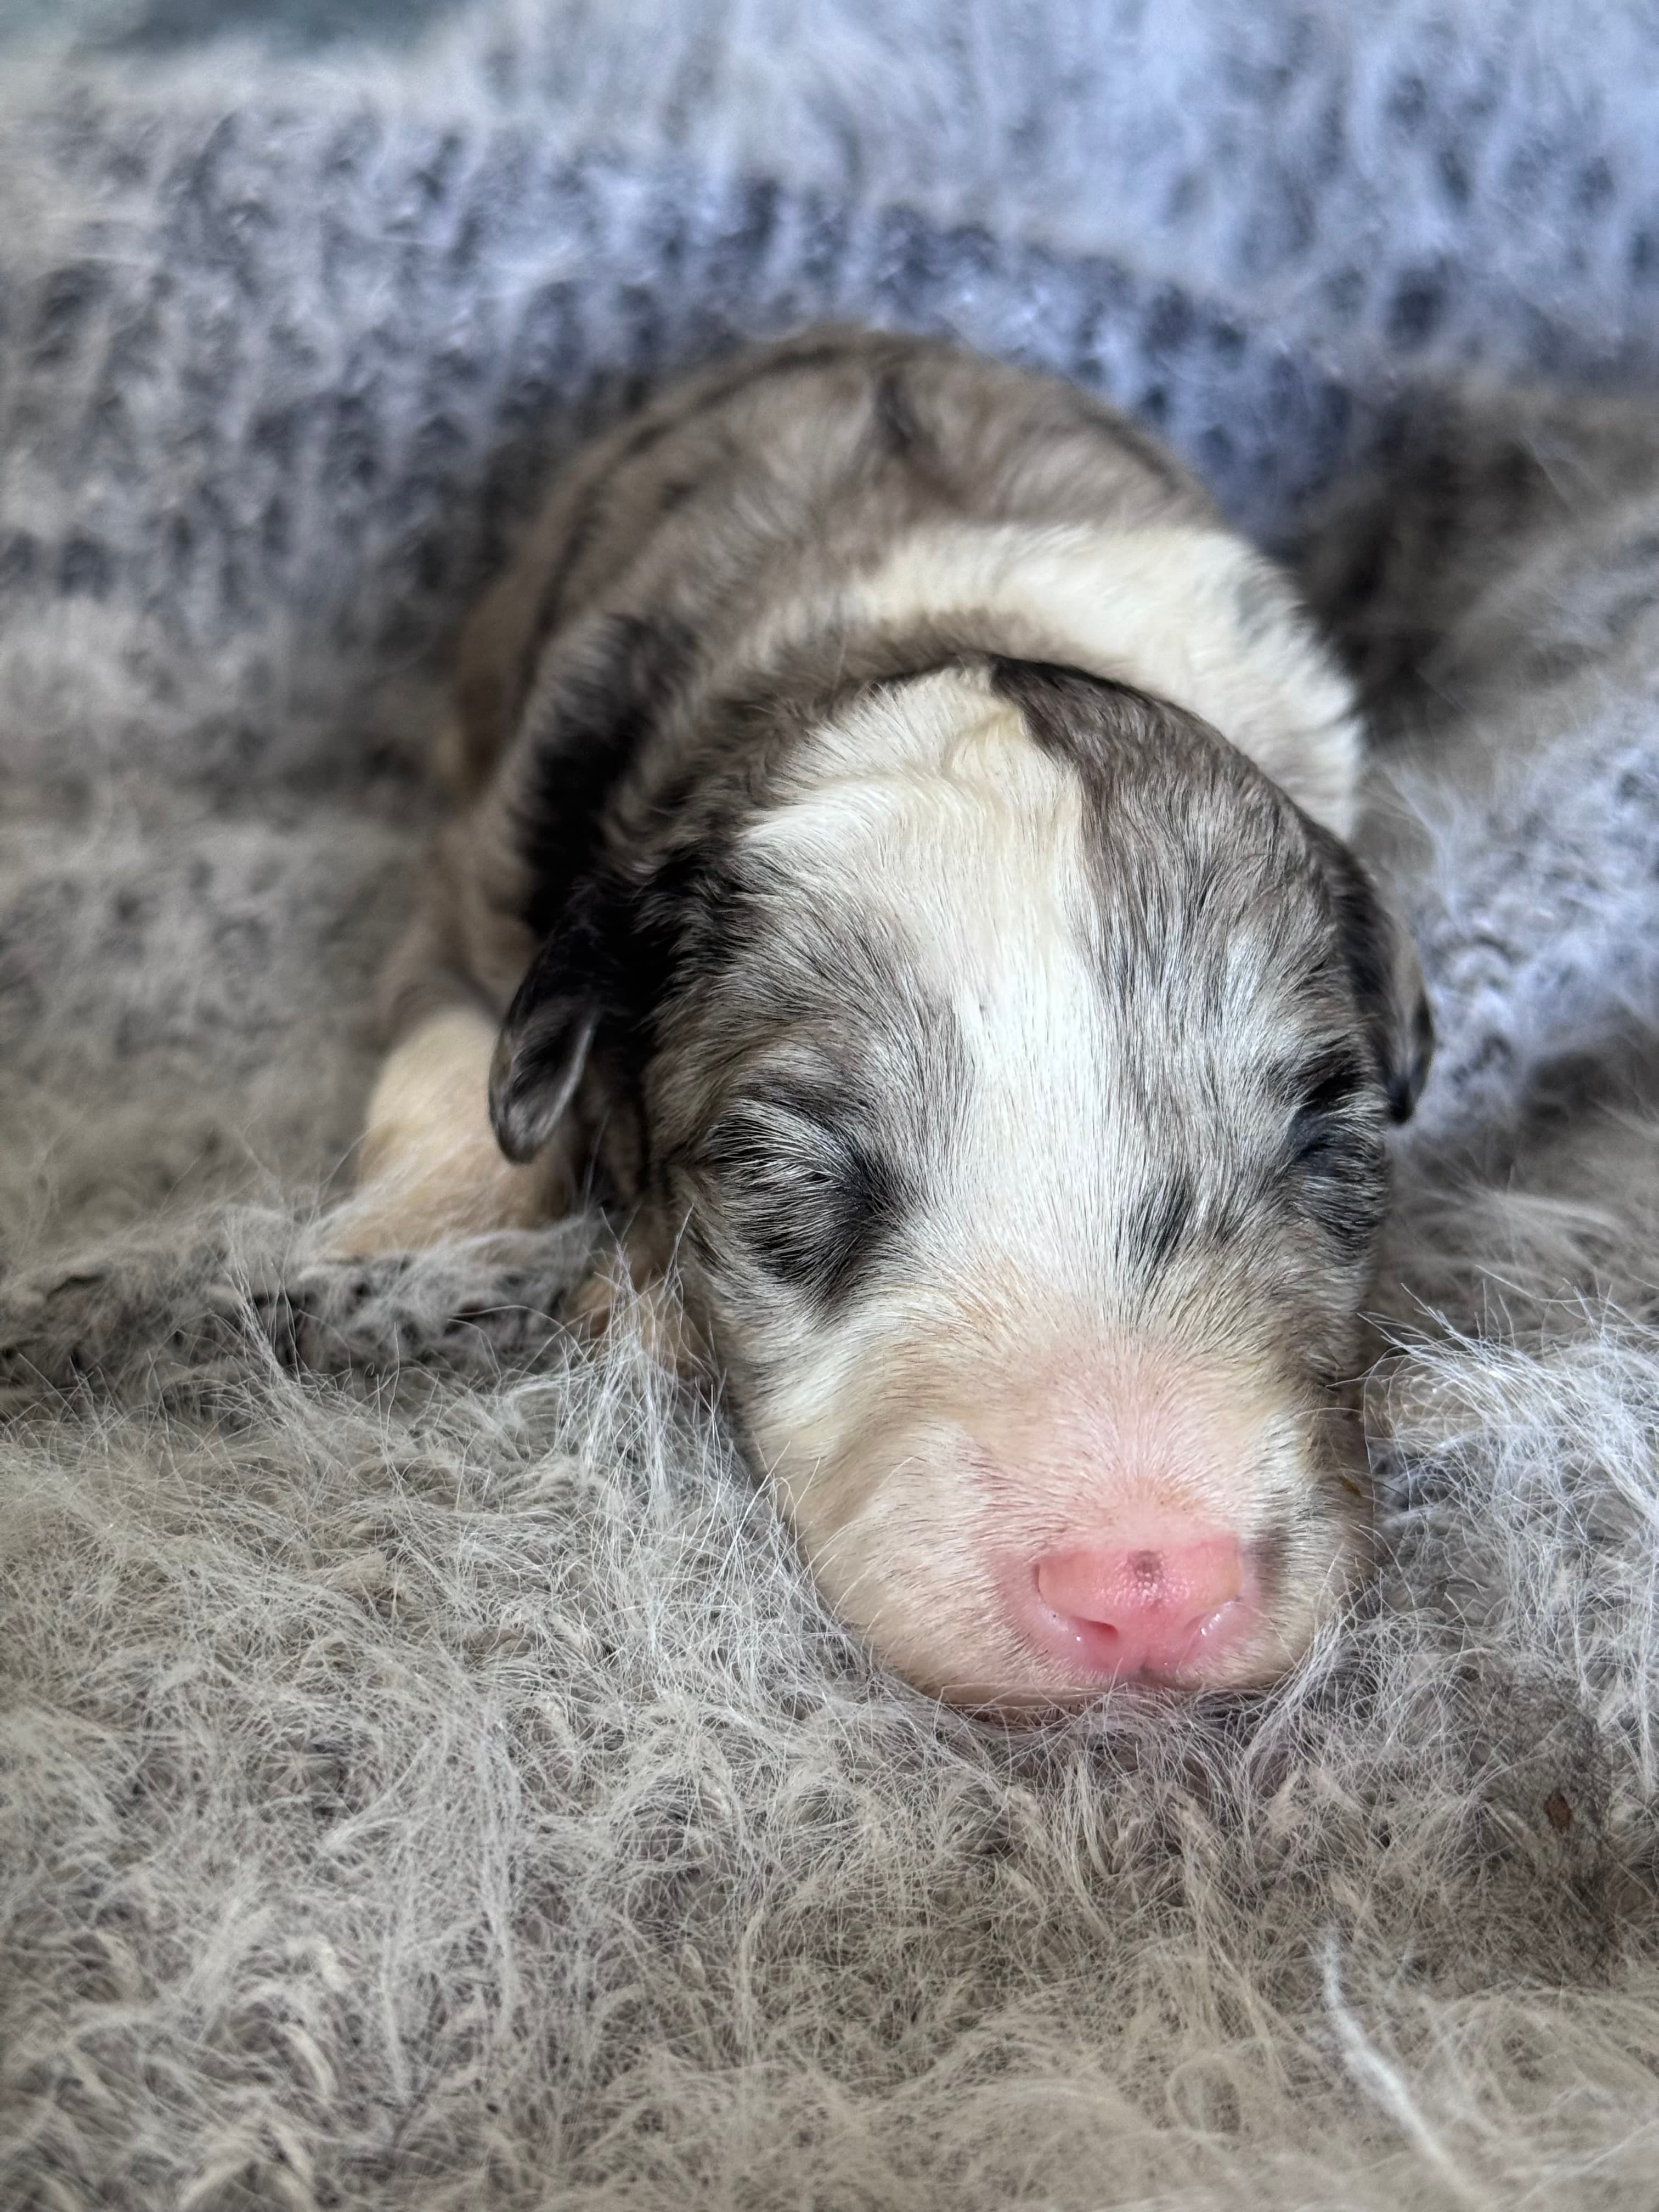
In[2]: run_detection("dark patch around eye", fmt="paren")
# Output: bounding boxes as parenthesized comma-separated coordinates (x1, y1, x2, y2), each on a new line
(1288, 1051, 1369, 1161)
(703, 1093, 916, 1309)
(1282, 1049, 1390, 1258)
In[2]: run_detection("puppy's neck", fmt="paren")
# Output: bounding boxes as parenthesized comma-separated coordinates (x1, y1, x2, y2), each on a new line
(744, 520, 1363, 838)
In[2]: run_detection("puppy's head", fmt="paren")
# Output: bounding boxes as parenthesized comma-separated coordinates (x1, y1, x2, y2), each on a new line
(492, 662, 1430, 1706)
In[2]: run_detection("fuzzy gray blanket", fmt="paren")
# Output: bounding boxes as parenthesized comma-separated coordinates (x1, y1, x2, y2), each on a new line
(4, 5, 1659, 2207)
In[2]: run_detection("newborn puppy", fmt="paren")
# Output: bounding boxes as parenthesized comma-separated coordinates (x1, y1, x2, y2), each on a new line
(342, 327, 1432, 1706)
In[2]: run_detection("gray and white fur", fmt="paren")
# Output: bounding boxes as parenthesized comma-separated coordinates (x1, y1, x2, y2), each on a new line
(340, 327, 1431, 1705)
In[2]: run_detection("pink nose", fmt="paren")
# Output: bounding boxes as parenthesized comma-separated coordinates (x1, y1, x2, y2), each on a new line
(1034, 1532, 1245, 1681)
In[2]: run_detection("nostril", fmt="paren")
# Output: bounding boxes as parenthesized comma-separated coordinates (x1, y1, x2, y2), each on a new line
(1033, 1532, 1245, 1678)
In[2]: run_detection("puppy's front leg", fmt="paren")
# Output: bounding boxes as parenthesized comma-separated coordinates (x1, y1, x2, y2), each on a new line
(330, 1006, 574, 1257)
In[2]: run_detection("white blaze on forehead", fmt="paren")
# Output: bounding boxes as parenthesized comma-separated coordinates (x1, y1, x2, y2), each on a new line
(746, 520, 1362, 838)
(743, 668, 1131, 1308)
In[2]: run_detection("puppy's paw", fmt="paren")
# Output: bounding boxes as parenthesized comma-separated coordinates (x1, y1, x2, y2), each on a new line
(324, 1152, 565, 1260)
(332, 1007, 575, 1257)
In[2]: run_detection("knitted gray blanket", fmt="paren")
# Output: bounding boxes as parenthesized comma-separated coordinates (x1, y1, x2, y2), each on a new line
(4, 5, 1659, 2207)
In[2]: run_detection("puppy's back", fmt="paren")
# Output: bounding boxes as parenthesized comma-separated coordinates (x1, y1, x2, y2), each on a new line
(445, 326, 1221, 798)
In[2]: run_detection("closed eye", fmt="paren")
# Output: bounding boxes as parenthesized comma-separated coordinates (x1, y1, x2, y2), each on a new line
(1280, 1049, 1389, 1256)
(1290, 1108, 1372, 1177)
(701, 1088, 913, 1307)
(702, 1086, 849, 1188)
(1295, 1049, 1369, 1118)
(1286, 1051, 1373, 1168)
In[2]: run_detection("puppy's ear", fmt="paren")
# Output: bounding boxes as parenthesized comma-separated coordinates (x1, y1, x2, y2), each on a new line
(485, 617, 698, 1166)
(489, 827, 703, 1165)
(488, 921, 605, 1164)
(1306, 821, 1434, 1123)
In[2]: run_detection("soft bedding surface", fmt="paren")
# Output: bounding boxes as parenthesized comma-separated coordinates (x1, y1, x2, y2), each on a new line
(3, 5, 1659, 2207)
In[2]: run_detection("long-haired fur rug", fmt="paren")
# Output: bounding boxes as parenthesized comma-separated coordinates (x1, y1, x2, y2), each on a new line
(3, 5, 1659, 2206)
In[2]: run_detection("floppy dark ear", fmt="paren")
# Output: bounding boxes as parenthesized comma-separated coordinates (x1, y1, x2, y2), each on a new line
(488, 924, 604, 1164)
(1306, 821, 1435, 1123)
(483, 616, 699, 1166)
(489, 815, 714, 1166)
